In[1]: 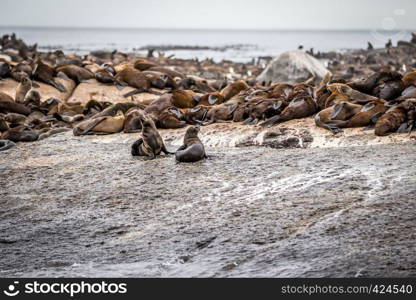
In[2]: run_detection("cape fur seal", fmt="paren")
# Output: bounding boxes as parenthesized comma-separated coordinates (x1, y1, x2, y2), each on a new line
(375, 100, 415, 136)
(175, 126, 206, 163)
(1, 125, 38, 142)
(15, 74, 32, 102)
(314, 101, 363, 133)
(131, 114, 172, 159)
(259, 95, 317, 127)
(73, 110, 125, 135)
(220, 80, 250, 101)
(56, 64, 94, 84)
(0, 92, 31, 115)
(32, 60, 67, 92)
(326, 99, 389, 129)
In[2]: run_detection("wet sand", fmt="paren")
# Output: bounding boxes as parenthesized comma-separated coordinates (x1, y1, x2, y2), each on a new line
(1, 126, 416, 277)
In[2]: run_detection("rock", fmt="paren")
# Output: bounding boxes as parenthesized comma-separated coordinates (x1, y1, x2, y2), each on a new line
(257, 50, 330, 84)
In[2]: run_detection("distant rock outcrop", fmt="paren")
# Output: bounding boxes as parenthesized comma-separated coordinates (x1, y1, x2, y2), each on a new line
(257, 50, 330, 85)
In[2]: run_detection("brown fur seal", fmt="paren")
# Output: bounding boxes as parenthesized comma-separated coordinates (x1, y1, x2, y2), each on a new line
(326, 99, 389, 129)
(73, 110, 125, 135)
(183, 105, 211, 125)
(198, 92, 225, 106)
(402, 71, 416, 88)
(220, 80, 250, 101)
(157, 106, 187, 129)
(11, 62, 32, 82)
(171, 90, 199, 108)
(32, 60, 67, 92)
(133, 58, 156, 71)
(175, 126, 206, 163)
(15, 74, 32, 102)
(327, 83, 378, 104)
(202, 102, 239, 125)
(144, 94, 173, 119)
(4, 113, 27, 125)
(314, 102, 363, 133)
(56, 64, 94, 84)
(93, 102, 140, 118)
(123, 108, 145, 133)
(115, 66, 148, 88)
(1, 125, 38, 142)
(147, 66, 185, 79)
(95, 67, 115, 84)
(38, 127, 71, 141)
(131, 114, 172, 159)
(242, 99, 285, 125)
(143, 70, 177, 89)
(0, 115, 9, 132)
(23, 90, 41, 110)
(398, 86, 416, 100)
(0, 92, 31, 115)
(375, 100, 414, 136)
(259, 96, 317, 127)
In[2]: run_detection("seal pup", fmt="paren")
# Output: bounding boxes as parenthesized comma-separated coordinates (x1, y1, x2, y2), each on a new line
(131, 114, 172, 159)
(15, 74, 32, 103)
(175, 126, 206, 163)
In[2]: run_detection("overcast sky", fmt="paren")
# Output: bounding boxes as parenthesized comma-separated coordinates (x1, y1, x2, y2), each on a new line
(1, 0, 414, 30)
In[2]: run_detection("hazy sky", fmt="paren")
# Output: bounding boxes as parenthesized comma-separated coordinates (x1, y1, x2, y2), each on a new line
(1, 0, 415, 30)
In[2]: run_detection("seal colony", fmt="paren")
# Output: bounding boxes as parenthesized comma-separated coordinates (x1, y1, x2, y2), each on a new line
(1, 33, 416, 155)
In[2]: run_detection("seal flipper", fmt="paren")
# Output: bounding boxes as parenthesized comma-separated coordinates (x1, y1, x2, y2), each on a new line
(259, 115, 280, 127)
(80, 117, 107, 135)
(370, 112, 384, 124)
(396, 122, 413, 133)
(131, 138, 144, 156)
(162, 143, 174, 155)
(31, 82, 40, 88)
(50, 79, 67, 93)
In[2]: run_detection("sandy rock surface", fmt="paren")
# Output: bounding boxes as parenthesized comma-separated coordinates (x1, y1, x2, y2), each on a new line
(1, 122, 415, 277)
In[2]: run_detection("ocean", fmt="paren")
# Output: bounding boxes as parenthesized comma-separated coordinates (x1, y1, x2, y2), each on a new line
(0, 27, 412, 62)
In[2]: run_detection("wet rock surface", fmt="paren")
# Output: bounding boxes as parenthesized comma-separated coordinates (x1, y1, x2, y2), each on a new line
(1, 129, 416, 277)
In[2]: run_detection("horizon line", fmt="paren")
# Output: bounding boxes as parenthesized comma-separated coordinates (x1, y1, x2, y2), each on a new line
(0, 25, 414, 32)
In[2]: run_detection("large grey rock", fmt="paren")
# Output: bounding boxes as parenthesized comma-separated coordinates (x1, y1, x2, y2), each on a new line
(257, 50, 330, 84)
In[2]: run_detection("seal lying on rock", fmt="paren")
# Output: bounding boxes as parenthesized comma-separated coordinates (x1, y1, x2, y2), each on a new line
(1, 125, 38, 142)
(314, 101, 363, 133)
(73, 110, 125, 135)
(131, 114, 172, 159)
(0, 92, 31, 115)
(259, 95, 317, 127)
(375, 100, 415, 136)
(175, 125, 206, 163)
